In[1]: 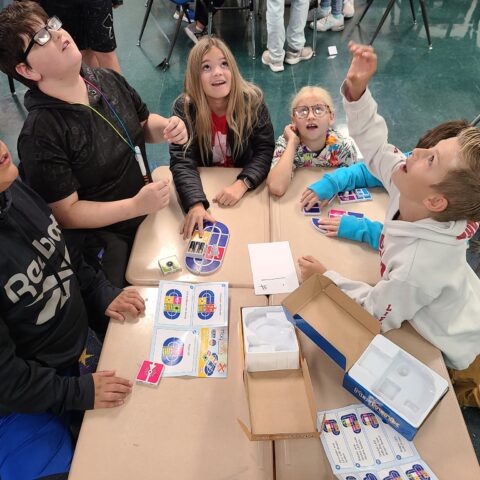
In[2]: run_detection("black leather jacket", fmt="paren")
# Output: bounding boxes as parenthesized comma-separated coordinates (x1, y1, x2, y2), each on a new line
(169, 95, 275, 213)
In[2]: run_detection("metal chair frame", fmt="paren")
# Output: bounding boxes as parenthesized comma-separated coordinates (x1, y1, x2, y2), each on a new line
(357, 0, 432, 49)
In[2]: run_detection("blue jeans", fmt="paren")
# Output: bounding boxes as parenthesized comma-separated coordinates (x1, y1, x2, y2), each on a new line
(0, 412, 73, 480)
(320, 0, 343, 16)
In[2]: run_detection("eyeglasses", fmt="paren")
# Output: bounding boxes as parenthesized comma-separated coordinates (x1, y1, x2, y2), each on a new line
(292, 104, 331, 119)
(22, 16, 62, 61)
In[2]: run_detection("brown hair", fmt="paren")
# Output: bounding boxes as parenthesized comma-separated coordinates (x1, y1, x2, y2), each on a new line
(432, 127, 480, 222)
(416, 119, 470, 149)
(0, 1, 48, 89)
(180, 37, 263, 164)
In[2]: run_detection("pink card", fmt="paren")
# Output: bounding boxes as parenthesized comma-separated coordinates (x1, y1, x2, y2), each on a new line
(328, 209, 347, 218)
(136, 360, 164, 386)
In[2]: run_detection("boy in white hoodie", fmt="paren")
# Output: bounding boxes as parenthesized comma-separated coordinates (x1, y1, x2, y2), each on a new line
(299, 42, 480, 407)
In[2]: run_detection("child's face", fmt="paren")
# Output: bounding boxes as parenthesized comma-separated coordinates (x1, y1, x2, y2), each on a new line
(291, 94, 334, 143)
(200, 46, 232, 106)
(392, 137, 459, 210)
(16, 16, 82, 84)
(0, 141, 19, 193)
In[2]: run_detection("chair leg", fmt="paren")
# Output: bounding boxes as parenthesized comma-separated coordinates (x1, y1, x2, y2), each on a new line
(357, 0, 375, 26)
(8, 75, 16, 96)
(419, 0, 433, 49)
(137, 0, 154, 46)
(207, 1, 213, 36)
(408, 0, 416, 24)
(471, 113, 480, 127)
(158, 11, 185, 70)
(369, 0, 396, 45)
(250, 0, 256, 59)
(312, 2, 317, 56)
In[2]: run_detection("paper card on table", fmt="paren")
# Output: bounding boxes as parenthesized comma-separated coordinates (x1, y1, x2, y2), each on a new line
(248, 242, 299, 295)
(328, 45, 338, 56)
(197, 326, 228, 378)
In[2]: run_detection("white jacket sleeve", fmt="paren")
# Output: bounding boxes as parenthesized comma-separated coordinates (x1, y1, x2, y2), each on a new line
(341, 83, 406, 195)
(323, 269, 436, 332)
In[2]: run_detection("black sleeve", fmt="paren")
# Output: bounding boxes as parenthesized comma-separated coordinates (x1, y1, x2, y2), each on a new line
(236, 101, 275, 188)
(63, 231, 122, 316)
(169, 97, 209, 213)
(0, 317, 94, 414)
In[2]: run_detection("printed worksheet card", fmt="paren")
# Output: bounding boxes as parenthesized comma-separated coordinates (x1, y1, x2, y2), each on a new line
(156, 281, 193, 327)
(155, 281, 228, 328)
(150, 329, 197, 377)
(197, 326, 228, 378)
(192, 283, 228, 328)
(318, 404, 438, 479)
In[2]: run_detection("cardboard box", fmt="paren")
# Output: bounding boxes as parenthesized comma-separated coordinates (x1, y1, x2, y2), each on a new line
(242, 306, 299, 372)
(238, 306, 320, 441)
(281, 274, 448, 441)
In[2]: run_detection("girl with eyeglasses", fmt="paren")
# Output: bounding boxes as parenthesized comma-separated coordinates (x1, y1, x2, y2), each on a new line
(267, 86, 357, 197)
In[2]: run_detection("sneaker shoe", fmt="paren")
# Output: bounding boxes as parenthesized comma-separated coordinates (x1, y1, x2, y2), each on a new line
(184, 23, 207, 44)
(285, 46, 314, 65)
(261, 50, 284, 72)
(343, 0, 355, 18)
(310, 13, 344, 31)
(306, 6, 331, 22)
(174, 8, 194, 23)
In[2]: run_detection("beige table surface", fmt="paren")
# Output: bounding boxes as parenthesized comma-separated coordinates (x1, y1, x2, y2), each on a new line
(270, 168, 389, 286)
(69, 287, 273, 480)
(269, 294, 480, 480)
(126, 167, 270, 287)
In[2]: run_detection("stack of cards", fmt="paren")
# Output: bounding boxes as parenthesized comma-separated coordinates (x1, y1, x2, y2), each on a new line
(338, 188, 372, 204)
(136, 360, 164, 387)
(328, 209, 365, 219)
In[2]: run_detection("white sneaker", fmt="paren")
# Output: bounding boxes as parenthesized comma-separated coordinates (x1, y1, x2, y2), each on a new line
(310, 13, 344, 32)
(285, 46, 314, 65)
(306, 6, 331, 22)
(174, 8, 194, 23)
(261, 50, 284, 72)
(184, 23, 207, 44)
(343, 0, 355, 19)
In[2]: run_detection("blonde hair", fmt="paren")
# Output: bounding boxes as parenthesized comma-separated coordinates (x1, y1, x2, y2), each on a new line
(180, 37, 263, 164)
(432, 127, 480, 222)
(290, 86, 335, 114)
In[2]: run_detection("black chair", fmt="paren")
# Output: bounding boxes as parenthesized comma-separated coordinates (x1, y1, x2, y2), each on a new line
(206, 0, 256, 59)
(137, 0, 194, 71)
(357, 0, 432, 49)
(471, 113, 480, 127)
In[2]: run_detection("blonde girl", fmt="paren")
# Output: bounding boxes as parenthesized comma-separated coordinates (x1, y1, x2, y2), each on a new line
(267, 86, 357, 197)
(170, 37, 274, 238)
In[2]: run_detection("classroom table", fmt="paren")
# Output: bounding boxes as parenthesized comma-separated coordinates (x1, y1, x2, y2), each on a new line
(270, 168, 390, 286)
(69, 287, 274, 480)
(269, 294, 480, 479)
(126, 167, 270, 288)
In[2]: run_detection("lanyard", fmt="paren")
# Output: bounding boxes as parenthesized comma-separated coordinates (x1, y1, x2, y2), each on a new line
(81, 77, 150, 184)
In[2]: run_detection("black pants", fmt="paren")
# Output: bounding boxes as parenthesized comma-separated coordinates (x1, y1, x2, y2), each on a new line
(195, 0, 226, 26)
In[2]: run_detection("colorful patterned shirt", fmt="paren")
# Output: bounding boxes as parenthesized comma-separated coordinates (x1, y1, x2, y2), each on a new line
(271, 128, 357, 171)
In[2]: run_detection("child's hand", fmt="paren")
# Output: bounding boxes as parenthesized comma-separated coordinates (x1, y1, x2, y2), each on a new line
(106, 289, 146, 321)
(92, 371, 132, 409)
(213, 180, 248, 207)
(284, 124, 300, 147)
(298, 255, 327, 281)
(300, 188, 331, 210)
(318, 217, 341, 237)
(133, 179, 170, 215)
(181, 203, 216, 240)
(163, 115, 188, 145)
(345, 41, 377, 101)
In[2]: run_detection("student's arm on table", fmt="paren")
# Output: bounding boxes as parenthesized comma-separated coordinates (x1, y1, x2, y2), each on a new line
(49, 182, 170, 229)
(141, 114, 188, 145)
(65, 233, 145, 322)
(267, 129, 299, 197)
(214, 102, 275, 206)
(0, 319, 131, 413)
(323, 269, 435, 332)
(301, 162, 383, 210)
(342, 42, 405, 190)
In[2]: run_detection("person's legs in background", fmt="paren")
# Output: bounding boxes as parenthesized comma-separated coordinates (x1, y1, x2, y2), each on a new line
(262, 0, 286, 72)
(285, 0, 313, 65)
(310, 0, 344, 31)
(185, 0, 224, 44)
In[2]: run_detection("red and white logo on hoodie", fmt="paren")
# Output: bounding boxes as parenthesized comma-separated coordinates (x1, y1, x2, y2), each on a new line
(456, 221, 479, 241)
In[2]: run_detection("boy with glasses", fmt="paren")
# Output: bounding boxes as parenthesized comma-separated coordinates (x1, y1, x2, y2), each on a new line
(0, 1, 188, 288)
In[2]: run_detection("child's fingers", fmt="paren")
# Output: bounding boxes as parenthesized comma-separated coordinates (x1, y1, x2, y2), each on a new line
(106, 309, 125, 322)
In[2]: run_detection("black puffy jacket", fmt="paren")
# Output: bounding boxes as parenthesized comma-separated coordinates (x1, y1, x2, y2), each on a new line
(169, 95, 275, 213)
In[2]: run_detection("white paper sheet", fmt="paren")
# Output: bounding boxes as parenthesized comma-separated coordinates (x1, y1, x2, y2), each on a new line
(248, 242, 299, 295)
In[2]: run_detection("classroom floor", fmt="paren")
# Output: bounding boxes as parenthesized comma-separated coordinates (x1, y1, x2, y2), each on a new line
(1, 0, 480, 461)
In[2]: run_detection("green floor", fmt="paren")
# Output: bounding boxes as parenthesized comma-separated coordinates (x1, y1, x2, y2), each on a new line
(1, 0, 480, 460)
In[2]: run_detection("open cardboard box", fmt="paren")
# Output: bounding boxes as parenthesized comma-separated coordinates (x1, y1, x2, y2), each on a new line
(238, 306, 321, 441)
(281, 274, 448, 441)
